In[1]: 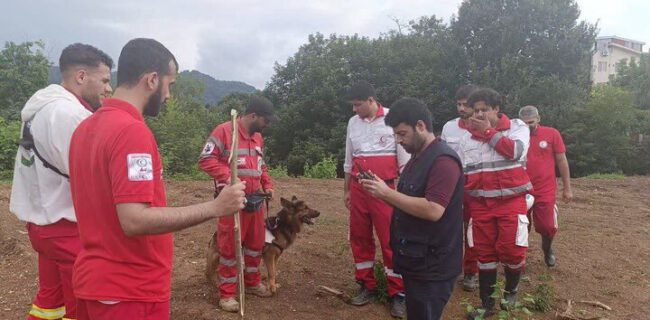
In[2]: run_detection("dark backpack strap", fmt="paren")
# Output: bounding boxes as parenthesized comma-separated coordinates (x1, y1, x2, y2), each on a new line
(19, 121, 69, 179)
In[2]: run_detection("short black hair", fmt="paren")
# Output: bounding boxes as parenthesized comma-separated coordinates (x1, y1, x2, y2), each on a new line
(117, 38, 178, 87)
(384, 97, 433, 132)
(347, 81, 376, 101)
(245, 95, 273, 114)
(467, 88, 503, 109)
(59, 43, 113, 74)
(455, 84, 479, 101)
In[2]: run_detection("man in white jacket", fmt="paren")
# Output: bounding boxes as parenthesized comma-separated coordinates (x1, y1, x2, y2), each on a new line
(9, 43, 113, 320)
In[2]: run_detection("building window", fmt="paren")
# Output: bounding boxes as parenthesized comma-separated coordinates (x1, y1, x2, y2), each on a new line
(598, 61, 607, 72)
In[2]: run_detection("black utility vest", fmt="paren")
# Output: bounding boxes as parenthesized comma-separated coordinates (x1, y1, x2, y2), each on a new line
(390, 140, 464, 281)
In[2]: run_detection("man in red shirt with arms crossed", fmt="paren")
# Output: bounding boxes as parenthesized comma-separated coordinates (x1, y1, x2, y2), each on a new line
(69, 38, 246, 320)
(519, 105, 573, 267)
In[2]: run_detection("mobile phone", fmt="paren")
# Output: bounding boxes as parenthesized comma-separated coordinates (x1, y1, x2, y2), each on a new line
(355, 162, 375, 180)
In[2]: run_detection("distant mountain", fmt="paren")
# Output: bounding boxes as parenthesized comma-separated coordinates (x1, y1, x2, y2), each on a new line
(180, 70, 257, 106)
(48, 67, 256, 105)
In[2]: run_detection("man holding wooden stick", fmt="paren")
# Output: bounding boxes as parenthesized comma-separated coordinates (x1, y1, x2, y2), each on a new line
(199, 95, 278, 313)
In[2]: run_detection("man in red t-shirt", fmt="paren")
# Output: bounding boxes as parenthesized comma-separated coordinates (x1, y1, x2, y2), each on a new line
(68, 38, 246, 320)
(519, 105, 573, 267)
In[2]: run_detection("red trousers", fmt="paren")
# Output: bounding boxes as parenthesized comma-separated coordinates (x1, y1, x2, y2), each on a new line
(463, 202, 478, 275)
(26, 220, 81, 320)
(76, 299, 169, 320)
(527, 194, 558, 239)
(216, 208, 265, 298)
(349, 180, 404, 297)
(467, 195, 529, 272)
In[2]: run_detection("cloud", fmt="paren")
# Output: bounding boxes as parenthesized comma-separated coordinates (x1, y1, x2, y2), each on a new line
(1, 0, 645, 89)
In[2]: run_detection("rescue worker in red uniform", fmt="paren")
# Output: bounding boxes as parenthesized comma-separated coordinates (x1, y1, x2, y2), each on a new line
(342, 81, 409, 318)
(459, 88, 532, 319)
(69, 38, 245, 320)
(9, 43, 113, 320)
(440, 84, 480, 291)
(519, 105, 573, 267)
(199, 96, 277, 313)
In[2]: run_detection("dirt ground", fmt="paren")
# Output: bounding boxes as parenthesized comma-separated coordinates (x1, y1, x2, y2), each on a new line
(1, 176, 649, 319)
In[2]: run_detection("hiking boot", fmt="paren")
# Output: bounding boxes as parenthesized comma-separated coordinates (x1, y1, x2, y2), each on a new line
(466, 271, 497, 319)
(501, 269, 522, 311)
(542, 236, 556, 267)
(245, 283, 272, 297)
(463, 273, 478, 292)
(219, 297, 240, 313)
(390, 294, 406, 318)
(350, 284, 377, 306)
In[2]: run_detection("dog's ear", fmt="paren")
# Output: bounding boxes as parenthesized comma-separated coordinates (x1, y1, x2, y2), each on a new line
(281, 197, 293, 209)
(291, 195, 298, 202)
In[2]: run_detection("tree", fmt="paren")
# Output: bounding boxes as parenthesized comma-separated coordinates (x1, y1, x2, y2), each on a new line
(265, 17, 467, 175)
(451, 0, 597, 126)
(611, 55, 650, 110)
(0, 41, 50, 120)
(0, 117, 20, 178)
(563, 86, 650, 176)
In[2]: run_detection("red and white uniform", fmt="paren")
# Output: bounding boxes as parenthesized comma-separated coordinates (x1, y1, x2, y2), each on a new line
(10, 84, 93, 320)
(344, 105, 409, 297)
(69, 98, 172, 319)
(459, 115, 531, 272)
(441, 117, 478, 276)
(199, 120, 273, 298)
(526, 125, 566, 239)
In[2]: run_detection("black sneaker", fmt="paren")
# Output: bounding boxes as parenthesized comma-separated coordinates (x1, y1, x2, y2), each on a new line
(390, 295, 406, 318)
(350, 285, 377, 306)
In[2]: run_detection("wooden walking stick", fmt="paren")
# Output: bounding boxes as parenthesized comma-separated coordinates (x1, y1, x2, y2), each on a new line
(228, 109, 245, 317)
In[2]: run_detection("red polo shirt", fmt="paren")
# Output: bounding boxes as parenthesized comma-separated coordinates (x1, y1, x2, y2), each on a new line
(526, 125, 566, 197)
(69, 98, 172, 302)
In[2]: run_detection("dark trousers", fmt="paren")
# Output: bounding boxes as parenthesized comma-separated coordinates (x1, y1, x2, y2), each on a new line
(403, 275, 456, 320)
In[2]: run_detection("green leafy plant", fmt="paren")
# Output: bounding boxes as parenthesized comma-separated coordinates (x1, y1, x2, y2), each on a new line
(303, 156, 337, 179)
(268, 165, 289, 178)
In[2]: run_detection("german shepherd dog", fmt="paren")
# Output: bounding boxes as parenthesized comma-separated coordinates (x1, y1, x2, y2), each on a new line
(205, 196, 320, 294)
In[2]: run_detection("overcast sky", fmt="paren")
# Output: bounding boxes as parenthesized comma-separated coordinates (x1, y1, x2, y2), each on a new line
(1, 0, 648, 89)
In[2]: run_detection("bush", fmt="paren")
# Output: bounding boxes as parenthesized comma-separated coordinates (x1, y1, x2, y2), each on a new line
(267, 165, 289, 178)
(303, 156, 337, 179)
(583, 173, 626, 180)
(0, 117, 21, 177)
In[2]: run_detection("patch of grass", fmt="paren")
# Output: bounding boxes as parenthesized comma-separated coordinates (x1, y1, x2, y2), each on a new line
(168, 168, 211, 181)
(584, 173, 626, 180)
(537, 273, 553, 282)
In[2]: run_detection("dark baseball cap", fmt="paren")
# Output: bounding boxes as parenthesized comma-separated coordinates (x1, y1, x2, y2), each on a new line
(245, 95, 279, 122)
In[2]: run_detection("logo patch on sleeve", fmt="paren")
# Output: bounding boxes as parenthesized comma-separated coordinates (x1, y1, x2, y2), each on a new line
(202, 142, 215, 156)
(127, 153, 153, 181)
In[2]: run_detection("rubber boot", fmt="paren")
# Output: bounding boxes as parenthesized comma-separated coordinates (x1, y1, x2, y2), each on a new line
(541, 236, 556, 267)
(466, 271, 497, 319)
(501, 269, 522, 310)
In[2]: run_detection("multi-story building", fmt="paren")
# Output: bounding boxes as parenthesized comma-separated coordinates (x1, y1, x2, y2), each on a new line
(591, 36, 645, 84)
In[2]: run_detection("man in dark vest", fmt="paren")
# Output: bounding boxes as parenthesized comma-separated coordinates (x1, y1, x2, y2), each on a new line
(360, 97, 464, 320)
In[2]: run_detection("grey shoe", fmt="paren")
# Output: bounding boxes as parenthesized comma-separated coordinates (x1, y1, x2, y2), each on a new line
(463, 273, 478, 292)
(390, 295, 406, 318)
(350, 284, 377, 306)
